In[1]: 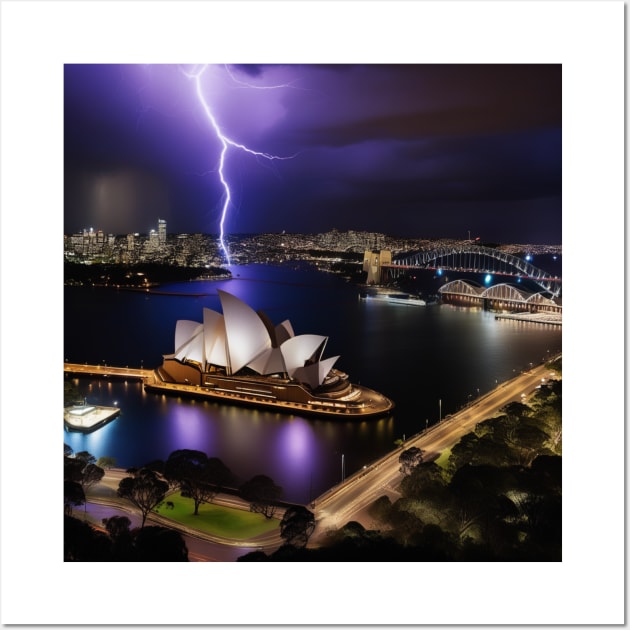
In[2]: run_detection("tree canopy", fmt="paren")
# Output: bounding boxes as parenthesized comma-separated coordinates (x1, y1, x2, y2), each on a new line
(65, 515, 188, 561)
(117, 468, 169, 527)
(164, 450, 233, 515)
(280, 506, 315, 548)
(399, 446, 424, 475)
(96, 456, 117, 469)
(64, 450, 103, 513)
(239, 475, 283, 519)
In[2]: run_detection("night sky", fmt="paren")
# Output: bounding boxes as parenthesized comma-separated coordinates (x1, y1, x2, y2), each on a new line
(64, 64, 561, 244)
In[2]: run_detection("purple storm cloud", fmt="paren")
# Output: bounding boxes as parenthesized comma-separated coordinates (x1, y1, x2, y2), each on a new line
(64, 64, 561, 244)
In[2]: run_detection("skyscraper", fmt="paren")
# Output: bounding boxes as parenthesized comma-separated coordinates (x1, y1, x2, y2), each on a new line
(158, 218, 166, 247)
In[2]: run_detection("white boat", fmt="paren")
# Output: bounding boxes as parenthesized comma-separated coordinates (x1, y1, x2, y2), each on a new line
(360, 292, 426, 306)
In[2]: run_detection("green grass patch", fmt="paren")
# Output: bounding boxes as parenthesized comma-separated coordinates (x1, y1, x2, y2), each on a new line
(155, 493, 279, 539)
(434, 448, 451, 469)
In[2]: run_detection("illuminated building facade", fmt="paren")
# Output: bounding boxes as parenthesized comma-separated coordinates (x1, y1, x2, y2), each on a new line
(149, 290, 394, 418)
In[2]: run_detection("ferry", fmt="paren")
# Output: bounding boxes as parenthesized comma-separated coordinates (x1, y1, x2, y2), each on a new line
(360, 291, 426, 306)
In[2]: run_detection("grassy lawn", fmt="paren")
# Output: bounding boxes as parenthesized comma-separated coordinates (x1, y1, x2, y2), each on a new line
(154, 493, 279, 539)
(434, 448, 451, 469)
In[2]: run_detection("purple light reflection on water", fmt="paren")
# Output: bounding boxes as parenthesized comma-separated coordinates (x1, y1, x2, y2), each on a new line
(167, 401, 219, 453)
(272, 417, 320, 503)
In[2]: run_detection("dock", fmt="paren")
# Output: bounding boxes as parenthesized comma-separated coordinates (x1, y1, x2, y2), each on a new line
(64, 363, 148, 432)
(495, 312, 562, 326)
(64, 404, 120, 433)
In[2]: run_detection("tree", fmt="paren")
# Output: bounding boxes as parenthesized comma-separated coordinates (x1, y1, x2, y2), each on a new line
(368, 495, 392, 523)
(399, 446, 424, 475)
(102, 516, 134, 561)
(102, 515, 132, 539)
(64, 456, 85, 483)
(448, 464, 520, 549)
(500, 400, 532, 420)
(132, 526, 189, 561)
(401, 461, 447, 499)
(81, 463, 105, 494)
(117, 468, 169, 527)
(96, 456, 117, 469)
(387, 499, 425, 546)
(240, 475, 283, 519)
(64, 451, 104, 514)
(64, 515, 112, 561)
(279, 505, 315, 547)
(71, 462, 105, 515)
(164, 450, 233, 515)
(74, 451, 96, 465)
(64, 480, 85, 515)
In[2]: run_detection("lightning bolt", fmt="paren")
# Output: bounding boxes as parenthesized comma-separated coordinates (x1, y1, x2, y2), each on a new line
(182, 64, 295, 265)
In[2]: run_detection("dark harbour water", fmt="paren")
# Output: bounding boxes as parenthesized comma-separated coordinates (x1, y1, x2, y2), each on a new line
(64, 262, 562, 503)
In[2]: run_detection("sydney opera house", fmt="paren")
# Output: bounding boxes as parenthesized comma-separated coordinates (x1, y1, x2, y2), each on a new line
(145, 290, 394, 418)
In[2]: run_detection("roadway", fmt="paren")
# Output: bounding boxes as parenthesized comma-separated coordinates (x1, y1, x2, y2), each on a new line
(83, 468, 286, 561)
(309, 360, 558, 542)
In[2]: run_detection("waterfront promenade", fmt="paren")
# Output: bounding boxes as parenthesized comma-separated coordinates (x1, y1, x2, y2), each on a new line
(65, 362, 394, 418)
(64, 363, 152, 380)
(495, 312, 562, 326)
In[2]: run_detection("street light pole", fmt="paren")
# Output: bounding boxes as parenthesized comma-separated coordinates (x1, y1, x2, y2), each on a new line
(341, 454, 345, 483)
(439, 399, 442, 423)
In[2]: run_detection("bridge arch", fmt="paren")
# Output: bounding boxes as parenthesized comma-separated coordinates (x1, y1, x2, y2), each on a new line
(525, 292, 558, 307)
(388, 244, 561, 297)
(438, 280, 484, 297)
(481, 283, 529, 302)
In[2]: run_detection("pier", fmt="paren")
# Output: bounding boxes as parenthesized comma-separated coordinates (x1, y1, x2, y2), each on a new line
(64, 363, 153, 380)
(64, 404, 120, 433)
(494, 312, 562, 326)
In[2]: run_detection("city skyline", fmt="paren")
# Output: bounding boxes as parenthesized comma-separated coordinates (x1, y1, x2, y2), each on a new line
(64, 64, 561, 245)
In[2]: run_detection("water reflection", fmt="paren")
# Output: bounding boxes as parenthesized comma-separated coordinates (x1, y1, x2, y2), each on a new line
(64, 264, 561, 502)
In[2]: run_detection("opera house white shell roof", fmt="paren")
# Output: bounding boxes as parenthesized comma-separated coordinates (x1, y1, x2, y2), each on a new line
(170, 290, 339, 390)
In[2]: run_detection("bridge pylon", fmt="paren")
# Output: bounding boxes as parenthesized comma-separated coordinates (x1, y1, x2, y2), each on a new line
(363, 250, 392, 285)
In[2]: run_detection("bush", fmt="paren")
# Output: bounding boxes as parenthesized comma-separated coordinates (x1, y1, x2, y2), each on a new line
(368, 495, 392, 523)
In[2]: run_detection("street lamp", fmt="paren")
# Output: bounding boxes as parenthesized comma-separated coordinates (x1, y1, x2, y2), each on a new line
(425, 418, 429, 432)
(439, 399, 442, 423)
(341, 454, 345, 483)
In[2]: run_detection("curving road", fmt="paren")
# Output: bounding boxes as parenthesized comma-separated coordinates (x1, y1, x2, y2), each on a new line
(84, 470, 285, 561)
(309, 360, 559, 542)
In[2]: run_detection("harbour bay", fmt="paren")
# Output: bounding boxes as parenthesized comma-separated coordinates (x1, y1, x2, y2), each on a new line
(64, 263, 562, 503)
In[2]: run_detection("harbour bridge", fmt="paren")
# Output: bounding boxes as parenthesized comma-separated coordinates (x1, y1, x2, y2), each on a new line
(436, 279, 562, 315)
(363, 244, 562, 298)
